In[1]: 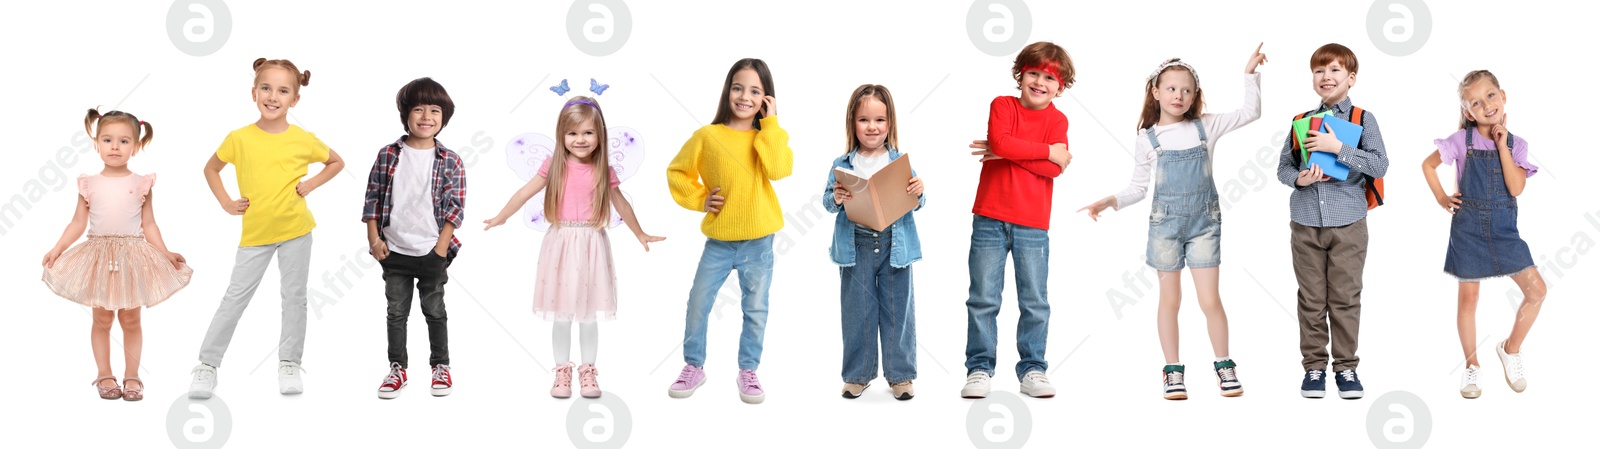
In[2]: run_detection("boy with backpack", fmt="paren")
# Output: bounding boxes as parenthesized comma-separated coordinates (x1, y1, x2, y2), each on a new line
(1276, 43, 1389, 400)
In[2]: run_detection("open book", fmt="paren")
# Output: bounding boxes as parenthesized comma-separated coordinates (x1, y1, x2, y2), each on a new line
(833, 154, 917, 232)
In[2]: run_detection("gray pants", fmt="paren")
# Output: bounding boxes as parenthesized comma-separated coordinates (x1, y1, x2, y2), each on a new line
(198, 233, 313, 367)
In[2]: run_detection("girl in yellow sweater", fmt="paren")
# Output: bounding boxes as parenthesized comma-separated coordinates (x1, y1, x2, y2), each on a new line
(664, 58, 793, 404)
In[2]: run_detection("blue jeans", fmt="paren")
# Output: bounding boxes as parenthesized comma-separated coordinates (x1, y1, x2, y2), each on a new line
(840, 225, 916, 384)
(682, 235, 774, 371)
(964, 215, 1050, 380)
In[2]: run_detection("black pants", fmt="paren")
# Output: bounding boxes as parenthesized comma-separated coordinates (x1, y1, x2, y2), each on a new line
(382, 252, 450, 368)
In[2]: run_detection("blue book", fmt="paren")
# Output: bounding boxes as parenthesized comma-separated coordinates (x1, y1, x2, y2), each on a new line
(1305, 115, 1363, 181)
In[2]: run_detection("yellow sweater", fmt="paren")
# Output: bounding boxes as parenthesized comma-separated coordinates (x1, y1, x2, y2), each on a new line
(667, 116, 794, 241)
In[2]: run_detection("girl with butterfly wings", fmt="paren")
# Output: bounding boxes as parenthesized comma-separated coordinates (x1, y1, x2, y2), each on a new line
(485, 96, 664, 399)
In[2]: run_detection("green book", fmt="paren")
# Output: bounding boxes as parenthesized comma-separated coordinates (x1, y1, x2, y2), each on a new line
(1292, 111, 1332, 163)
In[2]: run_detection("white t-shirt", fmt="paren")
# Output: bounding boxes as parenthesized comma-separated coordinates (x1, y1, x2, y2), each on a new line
(850, 150, 890, 178)
(383, 143, 441, 257)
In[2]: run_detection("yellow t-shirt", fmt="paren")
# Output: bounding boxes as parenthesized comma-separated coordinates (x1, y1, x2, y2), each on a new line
(216, 124, 331, 246)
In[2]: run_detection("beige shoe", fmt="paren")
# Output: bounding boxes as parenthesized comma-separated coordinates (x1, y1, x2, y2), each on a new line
(841, 382, 868, 399)
(891, 381, 915, 400)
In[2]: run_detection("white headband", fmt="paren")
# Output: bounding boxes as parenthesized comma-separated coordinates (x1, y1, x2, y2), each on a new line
(1146, 58, 1199, 87)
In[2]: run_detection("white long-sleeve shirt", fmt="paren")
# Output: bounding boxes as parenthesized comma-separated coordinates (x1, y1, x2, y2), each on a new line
(1113, 73, 1262, 209)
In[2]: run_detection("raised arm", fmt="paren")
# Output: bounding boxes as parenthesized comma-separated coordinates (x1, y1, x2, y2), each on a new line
(754, 116, 794, 181)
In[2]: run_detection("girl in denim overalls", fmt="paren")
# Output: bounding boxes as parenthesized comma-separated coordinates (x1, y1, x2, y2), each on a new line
(1081, 46, 1266, 399)
(825, 84, 925, 400)
(1423, 70, 1548, 399)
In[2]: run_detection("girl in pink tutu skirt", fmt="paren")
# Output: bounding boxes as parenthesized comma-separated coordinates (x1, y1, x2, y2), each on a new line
(42, 109, 193, 401)
(485, 96, 665, 398)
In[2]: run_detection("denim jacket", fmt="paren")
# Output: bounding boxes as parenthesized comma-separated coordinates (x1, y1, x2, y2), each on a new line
(823, 146, 924, 268)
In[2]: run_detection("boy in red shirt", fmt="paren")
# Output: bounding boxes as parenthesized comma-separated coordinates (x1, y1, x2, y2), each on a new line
(960, 41, 1073, 399)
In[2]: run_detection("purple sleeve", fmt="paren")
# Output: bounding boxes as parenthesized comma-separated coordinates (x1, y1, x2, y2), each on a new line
(1433, 130, 1466, 166)
(1511, 136, 1538, 178)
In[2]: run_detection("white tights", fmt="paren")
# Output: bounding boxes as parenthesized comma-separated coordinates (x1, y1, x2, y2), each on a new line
(553, 320, 598, 365)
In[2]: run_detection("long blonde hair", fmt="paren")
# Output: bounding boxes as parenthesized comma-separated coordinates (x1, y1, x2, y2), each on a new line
(543, 96, 612, 226)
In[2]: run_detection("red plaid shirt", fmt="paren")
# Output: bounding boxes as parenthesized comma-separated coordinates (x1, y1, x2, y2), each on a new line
(362, 136, 466, 258)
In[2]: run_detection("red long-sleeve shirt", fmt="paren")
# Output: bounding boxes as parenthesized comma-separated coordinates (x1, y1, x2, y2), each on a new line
(974, 96, 1068, 230)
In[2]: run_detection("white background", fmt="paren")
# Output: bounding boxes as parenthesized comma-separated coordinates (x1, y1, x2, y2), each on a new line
(2, 0, 1589, 447)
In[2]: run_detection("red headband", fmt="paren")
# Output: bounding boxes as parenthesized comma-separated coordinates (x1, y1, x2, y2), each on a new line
(1021, 64, 1064, 89)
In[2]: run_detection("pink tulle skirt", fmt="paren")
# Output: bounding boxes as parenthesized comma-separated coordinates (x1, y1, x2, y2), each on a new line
(42, 234, 192, 310)
(532, 224, 617, 322)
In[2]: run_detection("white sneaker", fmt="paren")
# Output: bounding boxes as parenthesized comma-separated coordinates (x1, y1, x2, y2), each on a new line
(188, 364, 217, 399)
(1495, 340, 1527, 392)
(278, 361, 305, 395)
(960, 372, 992, 398)
(1460, 364, 1482, 399)
(1020, 371, 1056, 398)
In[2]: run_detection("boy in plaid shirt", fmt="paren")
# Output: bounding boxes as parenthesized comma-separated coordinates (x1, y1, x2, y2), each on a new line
(362, 77, 466, 399)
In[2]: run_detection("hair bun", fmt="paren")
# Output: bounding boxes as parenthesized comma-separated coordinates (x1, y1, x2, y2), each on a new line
(252, 57, 268, 70)
(300, 70, 311, 86)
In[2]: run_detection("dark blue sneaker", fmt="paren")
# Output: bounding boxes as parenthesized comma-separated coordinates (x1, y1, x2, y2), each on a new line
(1335, 370, 1364, 399)
(1300, 369, 1326, 398)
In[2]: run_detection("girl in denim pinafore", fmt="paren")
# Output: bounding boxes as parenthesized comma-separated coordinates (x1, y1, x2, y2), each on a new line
(1422, 70, 1549, 399)
(1081, 49, 1265, 400)
(1443, 130, 1534, 279)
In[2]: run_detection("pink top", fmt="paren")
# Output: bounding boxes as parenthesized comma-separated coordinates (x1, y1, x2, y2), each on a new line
(538, 157, 620, 223)
(79, 173, 155, 235)
(1434, 128, 1537, 182)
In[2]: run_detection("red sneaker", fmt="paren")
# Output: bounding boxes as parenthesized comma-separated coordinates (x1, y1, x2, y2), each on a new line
(377, 363, 407, 399)
(431, 365, 453, 397)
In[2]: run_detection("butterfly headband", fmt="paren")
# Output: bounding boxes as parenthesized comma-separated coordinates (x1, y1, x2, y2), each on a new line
(1146, 58, 1199, 87)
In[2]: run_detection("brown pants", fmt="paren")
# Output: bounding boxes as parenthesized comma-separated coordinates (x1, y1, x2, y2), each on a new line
(1290, 218, 1367, 372)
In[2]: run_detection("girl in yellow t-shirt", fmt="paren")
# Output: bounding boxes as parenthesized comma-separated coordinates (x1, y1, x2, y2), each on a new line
(189, 58, 346, 399)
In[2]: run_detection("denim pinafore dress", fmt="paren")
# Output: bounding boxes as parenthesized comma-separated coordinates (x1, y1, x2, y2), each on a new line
(1443, 131, 1535, 280)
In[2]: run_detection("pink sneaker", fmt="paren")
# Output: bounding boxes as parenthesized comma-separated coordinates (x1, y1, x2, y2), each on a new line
(551, 362, 575, 398)
(578, 364, 601, 398)
(667, 364, 705, 398)
(737, 369, 765, 404)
